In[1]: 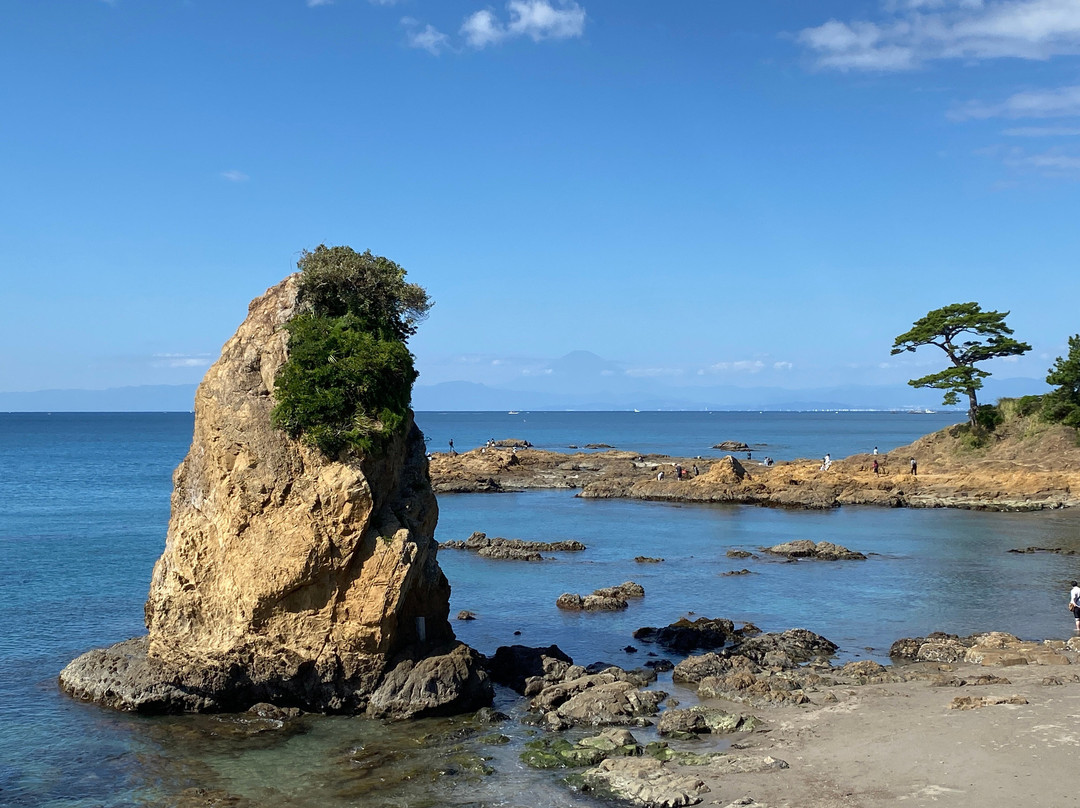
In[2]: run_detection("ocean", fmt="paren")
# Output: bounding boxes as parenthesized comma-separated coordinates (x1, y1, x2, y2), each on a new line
(3, 411, 1080, 807)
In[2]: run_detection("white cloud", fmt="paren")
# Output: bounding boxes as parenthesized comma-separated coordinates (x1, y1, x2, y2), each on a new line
(307, 0, 333, 6)
(799, 0, 1080, 71)
(461, 10, 504, 48)
(952, 85, 1080, 120)
(221, 170, 249, 182)
(1004, 148, 1080, 171)
(405, 22, 451, 55)
(462, 0, 585, 49)
(1003, 125, 1080, 135)
(707, 360, 766, 374)
(773, 361, 794, 371)
(153, 353, 212, 369)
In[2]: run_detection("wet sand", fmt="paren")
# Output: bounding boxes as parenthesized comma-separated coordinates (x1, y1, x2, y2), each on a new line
(693, 655, 1080, 807)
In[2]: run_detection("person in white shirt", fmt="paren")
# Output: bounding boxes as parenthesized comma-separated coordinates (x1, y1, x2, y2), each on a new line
(1069, 581, 1080, 631)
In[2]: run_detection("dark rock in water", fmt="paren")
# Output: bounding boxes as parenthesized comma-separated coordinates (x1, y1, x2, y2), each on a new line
(486, 644, 574, 694)
(713, 441, 750, 451)
(247, 702, 301, 720)
(364, 644, 494, 721)
(478, 546, 544, 561)
(474, 706, 510, 724)
(456, 610, 477, 620)
(585, 443, 614, 449)
(726, 549, 755, 559)
(634, 556, 664, 563)
(633, 617, 738, 654)
(492, 438, 531, 448)
(60, 635, 492, 720)
(1007, 546, 1078, 555)
(644, 659, 675, 672)
(722, 569, 753, 576)
(441, 532, 586, 554)
(557, 581, 644, 611)
(762, 540, 866, 561)
(556, 593, 585, 610)
(623, 646, 637, 654)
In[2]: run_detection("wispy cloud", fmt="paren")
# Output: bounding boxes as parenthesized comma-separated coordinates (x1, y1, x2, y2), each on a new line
(799, 0, 1080, 71)
(975, 142, 1080, 177)
(221, 170, 249, 182)
(1003, 125, 1080, 136)
(461, 0, 586, 49)
(951, 84, 1080, 120)
(1004, 148, 1080, 172)
(153, 353, 212, 369)
(307, 0, 334, 7)
(705, 360, 767, 374)
(403, 19, 451, 55)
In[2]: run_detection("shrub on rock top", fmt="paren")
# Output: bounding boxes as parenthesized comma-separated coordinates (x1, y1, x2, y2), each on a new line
(271, 245, 431, 457)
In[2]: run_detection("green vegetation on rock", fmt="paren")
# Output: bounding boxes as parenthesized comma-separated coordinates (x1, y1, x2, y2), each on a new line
(271, 245, 431, 457)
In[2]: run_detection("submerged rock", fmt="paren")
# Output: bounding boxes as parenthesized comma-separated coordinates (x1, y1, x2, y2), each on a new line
(60, 277, 491, 716)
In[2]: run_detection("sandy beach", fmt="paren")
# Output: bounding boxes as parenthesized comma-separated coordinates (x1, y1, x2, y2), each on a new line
(675, 648, 1080, 807)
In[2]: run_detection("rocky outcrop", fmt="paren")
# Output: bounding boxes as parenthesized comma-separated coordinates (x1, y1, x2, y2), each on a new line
(657, 706, 758, 737)
(557, 581, 645, 611)
(634, 617, 759, 655)
(762, 540, 866, 561)
(890, 631, 1074, 667)
(60, 277, 491, 717)
(438, 531, 586, 560)
(529, 666, 666, 729)
(429, 412, 1080, 511)
(486, 644, 576, 695)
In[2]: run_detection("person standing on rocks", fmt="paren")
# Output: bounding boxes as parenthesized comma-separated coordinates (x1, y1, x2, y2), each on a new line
(873, 458, 879, 475)
(1070, 581, 1080, 631)
(910, 457, 917, 476)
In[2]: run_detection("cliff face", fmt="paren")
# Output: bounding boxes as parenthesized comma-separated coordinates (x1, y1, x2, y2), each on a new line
(61, 277, 489, 716)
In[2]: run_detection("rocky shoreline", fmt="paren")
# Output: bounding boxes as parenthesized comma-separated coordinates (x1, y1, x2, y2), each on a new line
(429, 424, 1080, 511)
(479, 627, 1080, 808)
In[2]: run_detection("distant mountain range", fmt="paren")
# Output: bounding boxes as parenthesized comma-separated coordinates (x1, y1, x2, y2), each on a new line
(411, 376, 1046, 412)
(0, 376, 1047, 413)
(0, 385, 197, 412)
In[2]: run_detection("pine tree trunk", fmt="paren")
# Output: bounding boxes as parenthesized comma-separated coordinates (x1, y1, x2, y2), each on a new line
(967, 389, 980, 428)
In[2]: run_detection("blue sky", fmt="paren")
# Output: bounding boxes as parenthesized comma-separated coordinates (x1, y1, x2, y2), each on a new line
(3, 0, 1079, 403)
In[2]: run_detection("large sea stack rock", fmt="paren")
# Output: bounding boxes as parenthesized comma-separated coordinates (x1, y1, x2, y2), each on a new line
(60, 277, 491, 717)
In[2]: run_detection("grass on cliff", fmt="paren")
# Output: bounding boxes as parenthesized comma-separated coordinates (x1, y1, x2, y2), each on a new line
(271, 246, 430, 458)
(942, 396, 1080, 457)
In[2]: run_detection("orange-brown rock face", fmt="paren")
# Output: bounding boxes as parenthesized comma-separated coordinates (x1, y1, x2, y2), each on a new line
(61, 277, 489, 715)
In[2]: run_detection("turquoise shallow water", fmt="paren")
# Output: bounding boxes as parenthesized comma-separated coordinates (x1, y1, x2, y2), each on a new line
(2, 411, 1080, 807)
